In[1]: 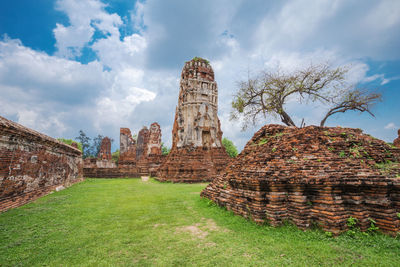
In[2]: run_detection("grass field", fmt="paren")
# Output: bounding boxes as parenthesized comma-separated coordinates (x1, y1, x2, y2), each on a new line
(1, 178, 400, 266)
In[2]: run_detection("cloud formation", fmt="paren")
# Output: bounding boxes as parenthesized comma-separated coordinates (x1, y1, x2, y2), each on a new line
(0, 0, 399, 151)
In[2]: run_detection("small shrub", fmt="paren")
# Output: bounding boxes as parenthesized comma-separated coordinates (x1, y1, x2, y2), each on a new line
(339, 151, 346, 158)
(347, 216, 358, 228)
(271, 147, 277, 152)
(367, 218, 379, 233)
(325, 231, 333, 238)
(346, 216, 359, 237)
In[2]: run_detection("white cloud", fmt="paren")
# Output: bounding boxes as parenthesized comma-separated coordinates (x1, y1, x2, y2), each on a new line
(1, 0, 400, 151)
(0, 34, 156, 141)
(54, 0, 123, 58)
(384, 122, 397, 130)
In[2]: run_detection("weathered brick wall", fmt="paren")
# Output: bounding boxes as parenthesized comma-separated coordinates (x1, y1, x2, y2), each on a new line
(201, 124, 400, 235)
(0, 116, 83, 212)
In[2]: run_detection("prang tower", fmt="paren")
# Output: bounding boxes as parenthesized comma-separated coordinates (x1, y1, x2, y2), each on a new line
(157, 57, 229, 182)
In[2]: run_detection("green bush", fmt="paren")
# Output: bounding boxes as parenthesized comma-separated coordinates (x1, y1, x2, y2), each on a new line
(57, 138, 82, 152)
(222, 137, 238, 158)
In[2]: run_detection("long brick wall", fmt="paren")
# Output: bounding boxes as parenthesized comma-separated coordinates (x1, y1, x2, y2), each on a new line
(201, 124, 400, 235)
(0, 116, 83, 212)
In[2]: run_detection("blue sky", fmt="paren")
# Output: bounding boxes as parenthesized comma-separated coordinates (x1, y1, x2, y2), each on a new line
(0, 0, 399, 152)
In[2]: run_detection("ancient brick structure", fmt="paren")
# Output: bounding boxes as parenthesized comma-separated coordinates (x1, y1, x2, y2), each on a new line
(98, 137, 112, 160)
(0, 116, 83, 212)
(119, 128, 137, 168)
(157, 58, 229, 183)
(148, 123, 162, 156)
(136, 127, 150, 161)
(83, 124, 164, 178)
(136, 123, 163, 176)
(394, 129, 400, 148)
(201, 124, 400, 235)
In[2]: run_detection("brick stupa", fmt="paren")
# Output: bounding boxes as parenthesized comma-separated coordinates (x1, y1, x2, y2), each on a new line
(201, 124, 400, 235)
(157, 58, 229, 183)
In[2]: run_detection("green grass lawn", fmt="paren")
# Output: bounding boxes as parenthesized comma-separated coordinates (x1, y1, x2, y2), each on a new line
(1, 178, 400, 266)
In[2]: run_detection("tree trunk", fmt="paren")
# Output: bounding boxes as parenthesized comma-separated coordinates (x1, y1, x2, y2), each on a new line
(280, 110, 296, 127)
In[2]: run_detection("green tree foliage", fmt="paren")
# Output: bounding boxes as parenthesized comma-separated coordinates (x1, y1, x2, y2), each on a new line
(161, 142, 170, 155)
(90, 134, 104, 157)
(57, 138, 82, 152)
(231, 63, 381, 129)
(112, 149, 120, 164)
(222, 137, 238, 158)
(75, 130, 91, 158)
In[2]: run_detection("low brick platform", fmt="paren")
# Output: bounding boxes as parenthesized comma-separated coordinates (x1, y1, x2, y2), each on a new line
(201, 124, 400, 235)
(157, 147, 229, 183)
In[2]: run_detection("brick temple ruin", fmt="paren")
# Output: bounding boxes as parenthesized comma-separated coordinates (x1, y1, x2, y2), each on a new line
(0, 116, 83, 212)
(98, 137, 112, 160)
(83, 123, 163, 178)
(83, 136, 116, 170)
(157, 58, 229, 183)
(394, 129, 400, 148)
(201, 124, 400, 235)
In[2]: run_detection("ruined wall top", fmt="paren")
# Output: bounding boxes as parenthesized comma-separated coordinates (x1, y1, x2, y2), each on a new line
(0, 115, 81, 156)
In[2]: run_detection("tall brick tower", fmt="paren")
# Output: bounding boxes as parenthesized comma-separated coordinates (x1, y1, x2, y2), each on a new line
(157, 57, 229, 182)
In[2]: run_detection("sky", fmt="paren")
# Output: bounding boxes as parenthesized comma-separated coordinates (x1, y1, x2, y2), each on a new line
(0, 0, 399, 152)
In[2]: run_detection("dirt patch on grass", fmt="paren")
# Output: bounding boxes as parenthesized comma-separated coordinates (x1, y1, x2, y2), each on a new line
(177, 224, 208, 239)
(176, 218, 230, 239)
(153, 223, 166, 228)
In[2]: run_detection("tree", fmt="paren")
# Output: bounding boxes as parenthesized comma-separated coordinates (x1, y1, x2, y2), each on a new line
(161, 142, 170, 155)
(320, 89, 381, 126)
(75, 130, 91, 158)
(57, 138, 82, 152)
(222, 137, 238, 158)
(90, 134, 104, 158)
(112, 149, 120, 164)
(231, 63, 382, 129)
